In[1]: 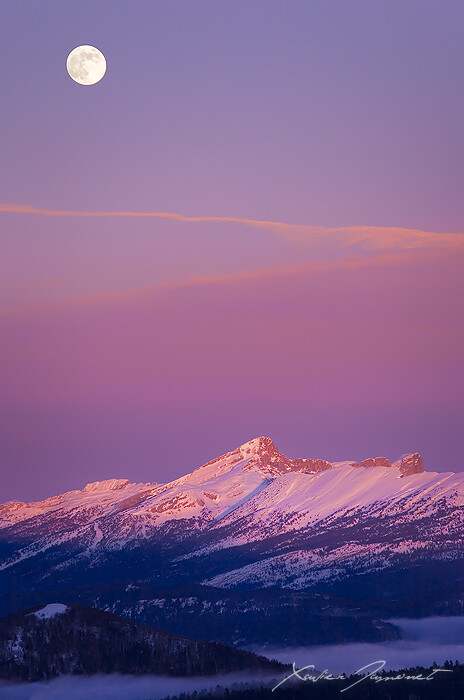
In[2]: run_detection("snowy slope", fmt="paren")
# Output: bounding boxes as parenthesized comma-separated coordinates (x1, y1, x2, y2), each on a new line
(0, 478, 153, 529)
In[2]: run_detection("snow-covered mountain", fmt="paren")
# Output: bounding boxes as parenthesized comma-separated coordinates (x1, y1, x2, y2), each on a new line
(1, 436, 463, 639)
(0, 437, 453, 536)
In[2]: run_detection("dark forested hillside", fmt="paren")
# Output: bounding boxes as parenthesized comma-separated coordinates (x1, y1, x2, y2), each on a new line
(0, 603, 285, 681)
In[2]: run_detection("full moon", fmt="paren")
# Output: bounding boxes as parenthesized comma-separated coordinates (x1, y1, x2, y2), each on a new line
(66, 45, 106, 86)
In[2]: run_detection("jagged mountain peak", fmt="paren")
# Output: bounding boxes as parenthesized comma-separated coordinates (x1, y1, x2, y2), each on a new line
(171, 437, 273, 486)
(182, 437, 423, 483)
(238, 436, 278, 455)
(351, 453, 424, 477)
(238, 436, 294, 475)
(237, 438, 425, 478)
(238, 437, 335, 477)
(192, 437, 426, 480)
(393, 452, 424, 477)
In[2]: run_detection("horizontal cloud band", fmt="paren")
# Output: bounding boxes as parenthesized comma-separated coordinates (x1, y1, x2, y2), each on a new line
(1, 203, 463, 250)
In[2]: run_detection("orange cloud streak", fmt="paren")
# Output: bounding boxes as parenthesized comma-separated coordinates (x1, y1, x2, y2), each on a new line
(1, 203, 463, 250)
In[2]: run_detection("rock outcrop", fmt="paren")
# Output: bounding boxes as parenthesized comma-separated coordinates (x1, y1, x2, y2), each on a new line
(393, 452, 424, 477)
(352, 457, 393, 469)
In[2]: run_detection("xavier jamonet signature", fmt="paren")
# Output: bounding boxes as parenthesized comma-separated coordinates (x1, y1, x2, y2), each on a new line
(272, 660, 452, 693)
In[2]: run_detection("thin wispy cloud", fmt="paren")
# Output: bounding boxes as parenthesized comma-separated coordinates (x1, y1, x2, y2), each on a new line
(1, 249, 435, 315)
(2, 203, 463, 251)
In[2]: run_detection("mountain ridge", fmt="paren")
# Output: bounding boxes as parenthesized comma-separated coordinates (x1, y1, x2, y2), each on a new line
(0, 436, 462, 644)
(0, 436, 427, 521)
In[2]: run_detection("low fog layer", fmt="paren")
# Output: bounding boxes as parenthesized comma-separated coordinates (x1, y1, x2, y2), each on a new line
(2, 618, 463, 698)
(390, 616, 464, 644)
(249, 617, 464, 675)
(0, 672, 278, 700)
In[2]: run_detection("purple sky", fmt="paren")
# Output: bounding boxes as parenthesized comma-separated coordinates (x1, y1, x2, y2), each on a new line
(1, 1, 463, 502)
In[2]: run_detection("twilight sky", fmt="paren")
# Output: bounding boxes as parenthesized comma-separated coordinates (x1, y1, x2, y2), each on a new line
(1, 0, 463, 502)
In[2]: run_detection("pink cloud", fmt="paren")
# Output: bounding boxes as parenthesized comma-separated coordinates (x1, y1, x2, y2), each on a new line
(2, 203, 463, 251)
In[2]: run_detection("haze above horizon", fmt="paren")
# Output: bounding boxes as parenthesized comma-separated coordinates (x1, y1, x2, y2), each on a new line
(1, 1, 463, 501)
